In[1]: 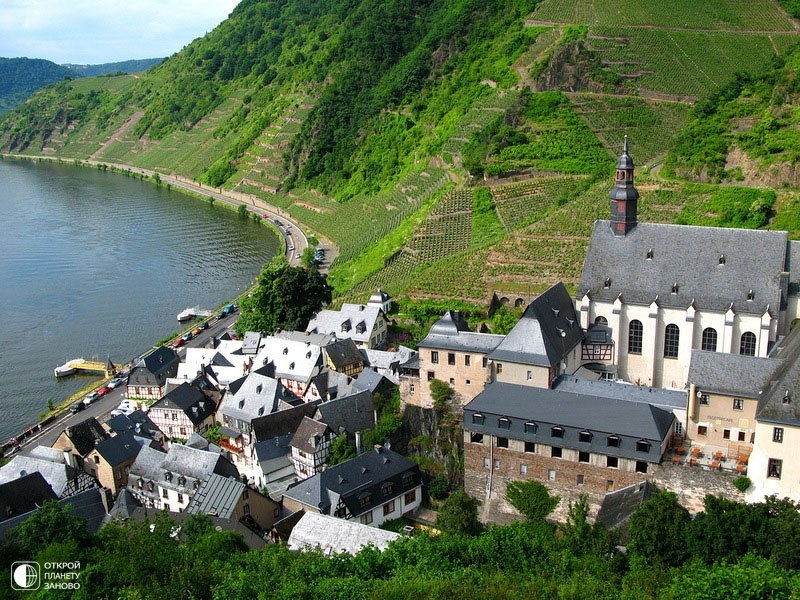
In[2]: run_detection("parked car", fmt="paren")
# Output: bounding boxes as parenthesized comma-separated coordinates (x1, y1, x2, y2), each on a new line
(107, 377, 124, 389)
(70, 402, 85, 414)
(172, 337, 186, 348)
(182, 331, 193, 342)
(97, 386, 111, 397)
(83, 391, 99, 406)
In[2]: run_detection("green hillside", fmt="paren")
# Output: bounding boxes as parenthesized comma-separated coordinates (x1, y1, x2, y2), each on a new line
(0, 58, 77, 113)
(2, 0, 800, 307)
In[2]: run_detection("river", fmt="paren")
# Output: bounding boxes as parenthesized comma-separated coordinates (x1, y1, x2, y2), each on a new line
(0, 159, 279, 441)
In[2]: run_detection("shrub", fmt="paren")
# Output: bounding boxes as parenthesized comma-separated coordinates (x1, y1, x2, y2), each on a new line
(429, 475, 451, 500)
(733, 476, 752, 492)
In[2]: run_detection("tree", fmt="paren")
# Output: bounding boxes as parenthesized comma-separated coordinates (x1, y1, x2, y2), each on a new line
(11, 500, 89, 559)
(436, 490, 483, 536)
(491, 306, 519, 335)
(327, 434, 356, 465)
(505, 480, 559, 523)
(235, 256, 331, 336)
(429, 378, 455, 415)
(628, 489, 691, 569)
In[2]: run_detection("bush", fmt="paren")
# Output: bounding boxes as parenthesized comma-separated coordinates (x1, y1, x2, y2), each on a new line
(429, 475, 450, 500)
(733, 476, 752, 492)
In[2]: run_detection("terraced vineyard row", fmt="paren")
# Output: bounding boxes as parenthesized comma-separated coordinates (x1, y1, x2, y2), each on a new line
(569, 94, 689, 166)
(491, 174, 591, 231)
(441, 89, 522, 159)
(530, 0, 795, 31)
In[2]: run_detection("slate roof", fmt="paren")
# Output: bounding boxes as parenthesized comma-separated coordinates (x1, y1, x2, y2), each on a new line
(291, 417, 333, 453)
(242, 331, 263, 354)
(129, 346, 180, 386)
(221, 372, 284, 423)
(553, 375, 687, 411)
(149, 382, 216, 426)
(489, 283, 584, 367)
(0, 488, 108, 541)
(186, 472, 246, 519)
(315, 390, 376, 435)
(418, 311, 504, 353)
(62, 417, 109, 456)
(0, 472, 57, 521)
(756, 324, 800, 426)
(283, 446, 421, 518)
(688, 350, 781, 398)
(594, 480, 653, 541)
(464, 382, 675, 462)
(107, 488, 141, 521)
(93, 431, 143, 467)
(130, 444, 239, 488)
(288, 512, 400, 554)
(306, 304, 385, 344)
(255, 336, 324, 383)
(0, 450, 74, 497)
(106, 410, 164, 444)
(579, 220, 788, 314)
(251, 401, 320, 442)
(324, 338, 364, 371)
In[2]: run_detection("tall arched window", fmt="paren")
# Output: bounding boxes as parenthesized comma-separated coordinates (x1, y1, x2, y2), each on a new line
(628, 320, 643, 355)
(740, 332, 757, 356)
(595, 316, 608, 325)
(664, 324, 680, 358)
(701, 327, 718, 352)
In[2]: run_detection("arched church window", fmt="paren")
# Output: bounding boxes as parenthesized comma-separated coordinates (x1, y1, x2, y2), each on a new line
(664, 324, 680, 359)
(739, 332, 756, 356)
(595, 316, 608, 326)
(628, 320, 643, 355)
(701, 328, 717, 352)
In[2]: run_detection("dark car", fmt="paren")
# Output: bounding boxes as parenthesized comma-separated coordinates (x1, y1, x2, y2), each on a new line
(70, 402, 85, 414)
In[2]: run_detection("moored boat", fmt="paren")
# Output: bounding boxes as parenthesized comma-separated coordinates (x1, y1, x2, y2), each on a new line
(54, 362, 77, 377)
(177, 307, 198, 322)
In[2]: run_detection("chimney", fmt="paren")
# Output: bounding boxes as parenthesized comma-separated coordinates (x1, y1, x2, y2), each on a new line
(63, 447, 78, 470)
(355, 431, 363, 455)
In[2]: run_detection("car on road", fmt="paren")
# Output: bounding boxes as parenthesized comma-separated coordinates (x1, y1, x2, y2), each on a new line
(83, 391, 100, 406)
(97, 386, 111, 397)
(70, 402, 85, 414)
(172, 337, 186, 348)
(111, 400, 136, 417)
(182, 331, 193, 342)
(107, 377, 124, 389)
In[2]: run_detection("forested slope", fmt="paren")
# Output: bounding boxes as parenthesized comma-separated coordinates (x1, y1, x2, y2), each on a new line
(2, 0, 800, 306)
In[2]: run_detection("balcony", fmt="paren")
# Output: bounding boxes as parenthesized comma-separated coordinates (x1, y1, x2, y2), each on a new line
(219, 438, 245, 454)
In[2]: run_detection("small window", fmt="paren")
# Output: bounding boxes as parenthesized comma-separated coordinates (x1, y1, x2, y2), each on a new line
(498, 417, 511, 430)
(520, 464, 527, 475)
(404, 490, 416, 505)
(94, 455, 100, 464)
(578, 451, 590, 463)
(470, 432, 484, 444)
(740, 332, 756, 356)
(427, 371, 434, 381)
(382, 482, 394, 496)
(496, 437, 509, 449)
(431, 351, 438, 364)
(768, 458, 783, 479)
(524, 441, 535, 453)
(548, 469, 556, 481)
(607, 435, 620, 448)
(493, 459, 500, 469)
(449, 377, 455, 385)
(472, 413, 485, 425)
(577, 474, 584, 485)
(635, 461, 648, 474)
(448, 353, 455, 365)
(551, 447, 562, 458)
(606, 480, 614, 491)
(383, 501, 395, 516)
(496, 363, 503, 374)
(773, 427, 784, 443)
(524, 422, 537, 434)
(177, 492, 184, 504)
(551, 426, 564, 438)
(733, 398, 744, 411)
(698, 425, 708, 436)
(526, 370, 533, 381)
(483, 457, 490, 468)
(579, 431, 593, 443)
(636, 440, 651, 453)
(466, 379, 471, 385)
(738, 431, 746, 442)
(359, 494, 372, 507)
(465, 355, 471, 366)
(607, 456, 618, 468)
(482, 357, 488, 368)
(723, 429, 730, 440)
(699, 393, 710, 405)
(361, 512, 373, 525)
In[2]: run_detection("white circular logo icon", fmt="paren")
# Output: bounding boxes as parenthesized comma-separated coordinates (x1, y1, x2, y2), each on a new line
(11, 562, 40, 590)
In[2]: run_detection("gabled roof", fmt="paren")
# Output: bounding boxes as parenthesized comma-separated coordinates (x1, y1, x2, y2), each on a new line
(130, 443, 238, 486)
(130, 346, 180, 384)
(306, 304, 385, 344)
(553, 375, 687, 411)
(688, 350, 780, 399)
(106, 410, 164, 443)
(186, 472, 246, 519)
(489, 283, 584, 367)
(252, 401, 320, 442)
(0, 472, 57, 521)
(221, 371, 285, 423)
(290, 417, 333, 453)
(324, 338, 364, 371)
(283, 446, 420, 517)
(594, 481, 653, 541)
(288, 512, 400, 554)
(0, 452, 73, 497)
(0, 488, 107, 541)
(254, 335, 324, 383)
(580, 221, 788, 314)
(756, 325, 800, 426)
(92, 431, 142, 467)
(149, 382, 216, 426)
(315, 390, 375, 435)
(61, 417, 109, 456)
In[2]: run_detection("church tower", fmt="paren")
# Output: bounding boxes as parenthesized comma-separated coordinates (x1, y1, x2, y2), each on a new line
(609, 136, 639, 236)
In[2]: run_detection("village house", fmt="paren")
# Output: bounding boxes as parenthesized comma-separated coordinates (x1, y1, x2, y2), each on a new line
(306, 302, 388, 349)
(282, 445, 422, 528)
(254, 334, 326, 400)
(0, 446, 97, 498)
(147, 380, 218, 442)
(322, 337, 365, 377)
(126, 346, 180, 401)
(84, 431, 145, 495)
(289, 416, 335, 479)
(127, 443, 239, 512)
(186, 472, 282, 532)
(287, 512, 400, 555)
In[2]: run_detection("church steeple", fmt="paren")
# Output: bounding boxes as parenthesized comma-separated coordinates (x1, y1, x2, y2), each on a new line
(609, 135, 639, 236)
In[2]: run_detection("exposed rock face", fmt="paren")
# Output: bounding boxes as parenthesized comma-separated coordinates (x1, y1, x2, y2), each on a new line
(726, 146, 800, 188)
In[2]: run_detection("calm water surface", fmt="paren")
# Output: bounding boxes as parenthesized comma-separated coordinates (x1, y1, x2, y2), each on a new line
(0, 159, 279, 440)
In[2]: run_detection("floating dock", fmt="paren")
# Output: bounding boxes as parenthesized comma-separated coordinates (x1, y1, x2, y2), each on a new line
(54, 358, 118, 378)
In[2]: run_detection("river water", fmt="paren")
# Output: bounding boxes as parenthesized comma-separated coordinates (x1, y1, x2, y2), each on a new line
(0, 159, 279, 441)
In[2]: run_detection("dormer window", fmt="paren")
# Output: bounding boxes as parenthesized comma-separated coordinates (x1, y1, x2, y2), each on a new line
(524, 421, 537, 434)
(147, 481, 154, 492)
(604, 277, 612, 289)
(747, 289, 755, 301)
(164, 471, 172, 482)
(283, 347, 288, 355)
(256, 384, 262, 394)
(671, 282, 679, 294)
(178, 475, 186, 486)
(552, 308, 560, 318)
(719, 253, 726, 265)
(646, 248, 654, 260)
(551, 426, 564, 439)
(579, 431, 593, 443)
(783, 390, 791, 405)
(607, 435, 621, 448)
(472, 413, 485, 425)
(306, 351, 311, 358)
(636, 440, 651, 453)
(341, 320, 351, 332)
(289, 362, 295, 370)
(498, 417, 511, 430)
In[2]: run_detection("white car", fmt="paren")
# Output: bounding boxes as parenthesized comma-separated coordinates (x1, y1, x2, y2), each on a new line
(113, 400, 136, 416)
(83, 391, 100, 406)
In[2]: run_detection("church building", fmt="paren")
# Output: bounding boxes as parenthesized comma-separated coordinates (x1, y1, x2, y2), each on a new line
(577, 137, 800, 389)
